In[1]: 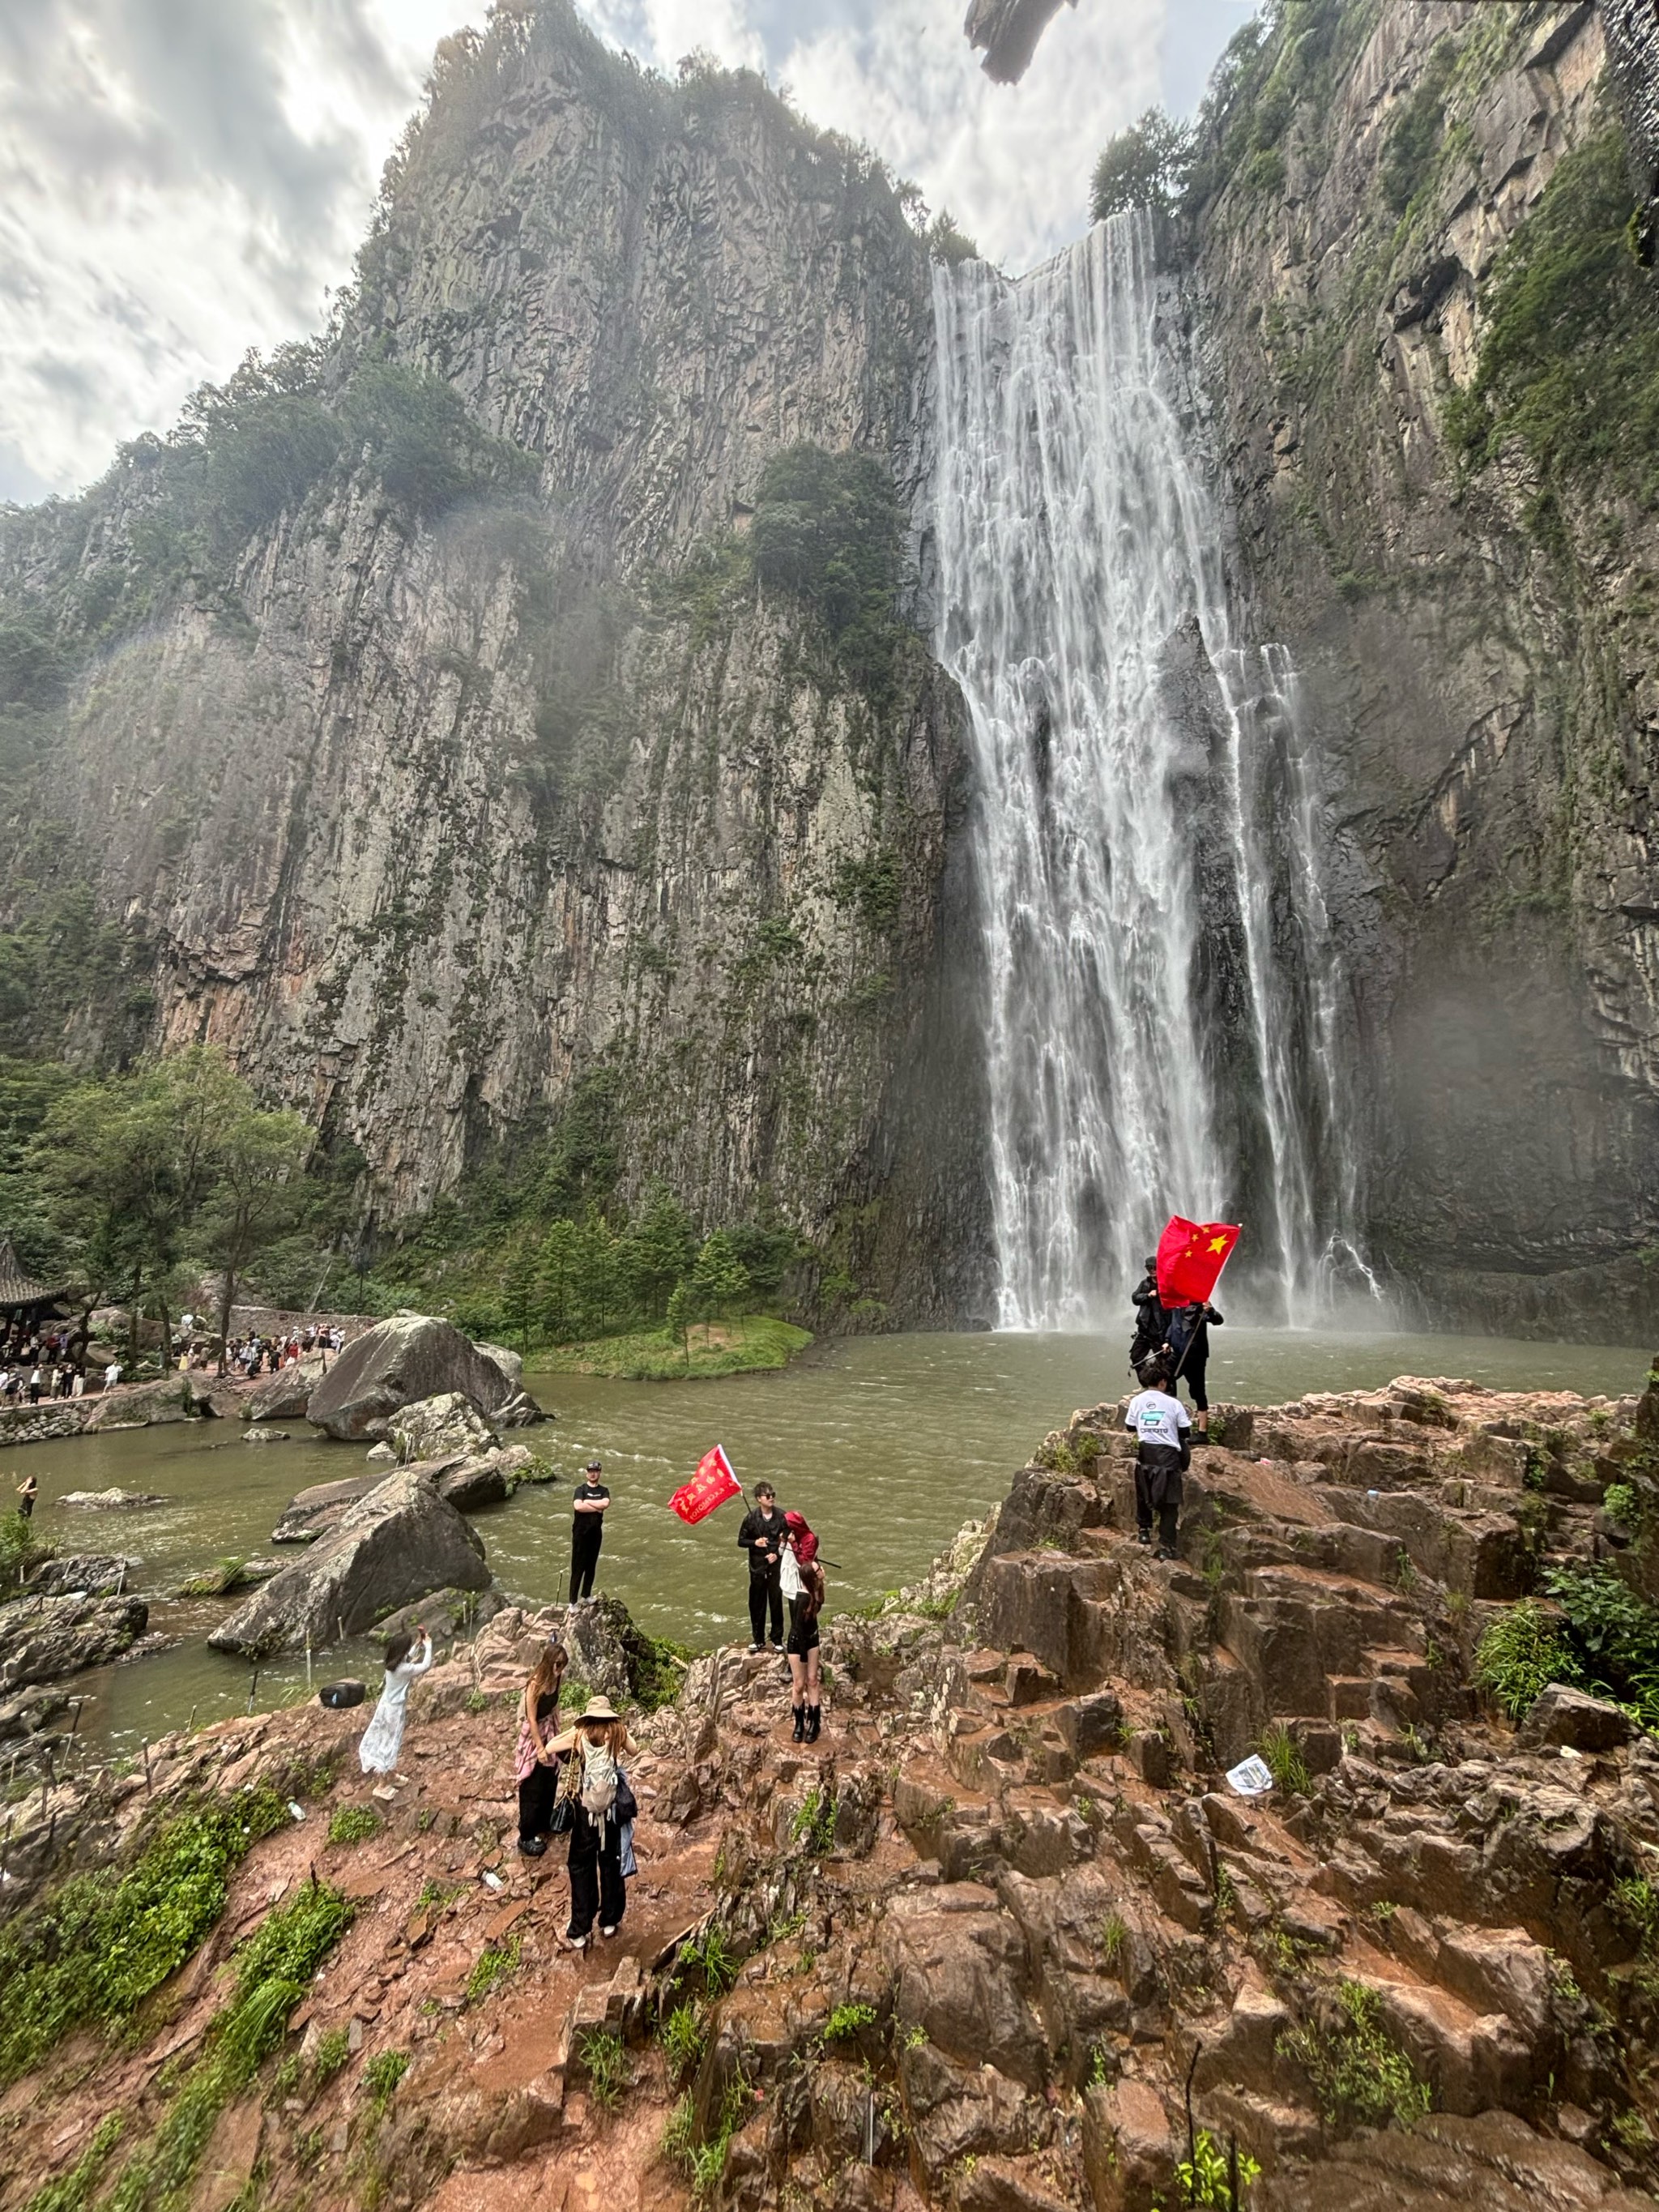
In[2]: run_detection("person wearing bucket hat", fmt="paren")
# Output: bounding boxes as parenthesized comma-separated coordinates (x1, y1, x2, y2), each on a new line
(542, 1693, 637, 1946)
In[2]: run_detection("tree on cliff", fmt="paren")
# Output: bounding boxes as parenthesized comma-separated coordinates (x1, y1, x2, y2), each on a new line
(1090, 108, 1195, 225)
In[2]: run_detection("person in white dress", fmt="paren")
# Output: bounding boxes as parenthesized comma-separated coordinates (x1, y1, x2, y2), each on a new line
(357, 1628, 433, 1774)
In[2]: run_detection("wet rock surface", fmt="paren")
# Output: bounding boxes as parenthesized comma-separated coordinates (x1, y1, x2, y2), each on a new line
(6, 1371, 1659, 2210)
(306, 1317, 534, 1443)
(209, 1467, 490, 1659)
(0, 1591, 147, 1702)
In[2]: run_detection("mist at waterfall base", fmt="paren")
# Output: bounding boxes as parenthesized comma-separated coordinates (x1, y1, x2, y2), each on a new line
(932, 212, 1373, 1334)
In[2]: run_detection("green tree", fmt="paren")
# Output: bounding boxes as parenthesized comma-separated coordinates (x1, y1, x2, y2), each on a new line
(191, 1098, 313, 1371)
(537, 1218, 581, 1341)
(501, 1229, 540, 1355)
(689, 1232, 750, 1327)
(30, 1067, 181, 1362)
(1090, 108, 1194, 224)
(573, 1210, 621, 1339)
(624, 1184, 698, 1320)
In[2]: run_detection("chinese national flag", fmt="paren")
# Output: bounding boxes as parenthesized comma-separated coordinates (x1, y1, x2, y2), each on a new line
(670, 1444, 742, 1525)
(1156, 1216, 1241, 1307)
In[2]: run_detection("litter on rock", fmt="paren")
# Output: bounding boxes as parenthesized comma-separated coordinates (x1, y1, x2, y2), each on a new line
(1226, 1755, 1275, 1796)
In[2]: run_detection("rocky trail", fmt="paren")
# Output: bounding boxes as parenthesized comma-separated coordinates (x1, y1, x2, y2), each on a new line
(4, 1369, 1659, 2211)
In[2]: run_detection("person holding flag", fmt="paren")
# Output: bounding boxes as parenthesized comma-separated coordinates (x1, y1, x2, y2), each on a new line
(1155, 1217, 1239, 1444)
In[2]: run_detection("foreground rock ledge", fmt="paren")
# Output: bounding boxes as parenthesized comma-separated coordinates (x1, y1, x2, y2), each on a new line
(5, 1369, 1659, 2212)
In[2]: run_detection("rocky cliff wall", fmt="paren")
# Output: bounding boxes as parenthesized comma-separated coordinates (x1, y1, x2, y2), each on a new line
(0, 6, 988, 1323)
(1194, 0, 1659, 1340)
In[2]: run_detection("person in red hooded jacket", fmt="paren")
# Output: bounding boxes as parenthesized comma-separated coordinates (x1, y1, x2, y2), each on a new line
(781, 1510, 826, 1743)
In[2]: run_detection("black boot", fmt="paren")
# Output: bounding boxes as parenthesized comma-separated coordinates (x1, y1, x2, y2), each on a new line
(805, 1705, 821, 1744)
(792, 1705, 805, 1742)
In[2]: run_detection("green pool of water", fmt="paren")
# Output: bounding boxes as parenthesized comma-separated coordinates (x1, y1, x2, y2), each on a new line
(13, 1327, 1647, 1756)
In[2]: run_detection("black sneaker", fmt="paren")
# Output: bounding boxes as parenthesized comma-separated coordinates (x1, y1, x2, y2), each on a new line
(1155, 1544, 1179, 1561)
(1136, 1527, 1153, 1546)
(518, 1836, 547, 1857)
(750, 1642, 765, 1654)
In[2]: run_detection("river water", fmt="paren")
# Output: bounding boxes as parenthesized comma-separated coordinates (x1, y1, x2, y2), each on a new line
(14, 1327, 1648, 1757)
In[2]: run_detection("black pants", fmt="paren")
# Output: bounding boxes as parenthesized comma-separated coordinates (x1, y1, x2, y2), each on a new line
(1135, 1445, 1184, 1551)
(518, 1761, 560, 1842)
(567, 1812, 625, 1937)
(1177, 1355, 1209, 1413)
(748, 1569, 783, 1646)
(569, 1521, 603, 1602)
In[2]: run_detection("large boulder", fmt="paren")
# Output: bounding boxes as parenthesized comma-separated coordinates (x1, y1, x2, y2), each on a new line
(270, 1473, 385, 1544)
(0, 1591, 149, 1693)
(208, 1467, 489, 1659)
(304, 1315, 536, 1441)
(245, 1357, 326, 1424)
(389, 1392, 498, 1463)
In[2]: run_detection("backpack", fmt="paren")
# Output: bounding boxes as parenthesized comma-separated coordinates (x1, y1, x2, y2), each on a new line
(578, 1732, 619, 1817)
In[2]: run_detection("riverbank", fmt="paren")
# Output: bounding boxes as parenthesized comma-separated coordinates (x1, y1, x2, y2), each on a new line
(536, 1314, 812, 1380)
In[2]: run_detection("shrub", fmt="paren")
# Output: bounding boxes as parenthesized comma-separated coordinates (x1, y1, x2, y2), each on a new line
(1543, 1561, 1659, 1719)
(0, 1507, 43, 1591)
(790, 1784, 837, 1854)
(1178, 2126, 1263, 2207)
(750, 445, 904, 702)
(578, 2026, 629, 2111)
(466, 1934, 522, 2005)
(362, 2048, 409, 2105)
(311, 2026, 351, 2085)
(343, 361, 539, 519)
(1279, 1980, 1432, 2132)
(1100, 1912, 1128, 1969)
(1473, 1599, 1581, 1719)
(661, 2001, 706, 2081)
(821, 2001, 877, 2043)
(1448, 130, 1659, 503)
(1258, 1723, 1312, 1796)
(326, 1804, 382, 1847)
(676, 1923, 737, 1996)
(662, 2091, 697, 2173)
(1379, 38, 1456, 213)
(0, 1788, 289, 2086)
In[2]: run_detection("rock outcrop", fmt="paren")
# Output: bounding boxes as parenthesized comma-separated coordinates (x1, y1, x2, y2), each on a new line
(0, 1591, 148, 1713)
(1194, 0, 1659, 1336)
(7, 1369, 1659, 2207)
(304, 1317, 529, 1442)
(0, 2, 981, 1328)
(386, 1390, 499, 1463)
(209, 1466, 489, 1658)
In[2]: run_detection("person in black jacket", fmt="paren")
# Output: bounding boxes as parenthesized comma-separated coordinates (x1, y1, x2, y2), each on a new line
(1128, 1257, 1167, 1369)
(737, 1482, 787, 1651)
(1166, 1300, 1223, 1440)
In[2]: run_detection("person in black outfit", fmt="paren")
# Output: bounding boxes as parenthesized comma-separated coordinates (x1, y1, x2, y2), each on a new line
(1128, 1257, 1168, 1369)
(737, 1481, 787, 1651)
(569, 1459, 609, 1601)
(1166, 1301, 1223, 1439)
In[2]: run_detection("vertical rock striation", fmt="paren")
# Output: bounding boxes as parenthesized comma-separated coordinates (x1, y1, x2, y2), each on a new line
(1193, 0, 1659, 1339)
(0, 7, 987, 1322)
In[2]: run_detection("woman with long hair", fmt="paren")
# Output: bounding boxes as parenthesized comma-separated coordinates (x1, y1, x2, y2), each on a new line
(782, 1511, 825, 1743)
(358, 1625, 433, 1774)
(514, 1639, 569, 1857)
(542, 1696, 637, 1949)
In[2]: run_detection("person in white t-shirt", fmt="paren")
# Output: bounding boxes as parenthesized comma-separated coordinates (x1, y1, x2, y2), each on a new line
(1124, 1358, 1192, 1560)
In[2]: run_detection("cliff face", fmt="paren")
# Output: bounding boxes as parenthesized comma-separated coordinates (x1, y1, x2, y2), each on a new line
(0, 8, 987, 1322)
(1195, 0, 1659, 1339)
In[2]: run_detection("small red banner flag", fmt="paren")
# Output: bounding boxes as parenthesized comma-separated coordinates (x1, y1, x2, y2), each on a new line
(670, 1444, 742, 1526)
(1156, 1216, 1242, 1308)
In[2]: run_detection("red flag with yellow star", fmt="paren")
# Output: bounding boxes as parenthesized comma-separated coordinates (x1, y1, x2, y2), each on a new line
(1156, 1216, 1241, 1307)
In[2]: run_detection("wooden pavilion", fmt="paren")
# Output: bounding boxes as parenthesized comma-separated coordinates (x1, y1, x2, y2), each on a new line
(0, 1240, 70, 1329)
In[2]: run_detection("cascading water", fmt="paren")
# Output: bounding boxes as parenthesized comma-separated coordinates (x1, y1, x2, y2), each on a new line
(931, 212, 1365, 1330)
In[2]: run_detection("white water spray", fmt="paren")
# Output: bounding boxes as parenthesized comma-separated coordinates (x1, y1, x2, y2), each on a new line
(931, 215, 1364, 1330)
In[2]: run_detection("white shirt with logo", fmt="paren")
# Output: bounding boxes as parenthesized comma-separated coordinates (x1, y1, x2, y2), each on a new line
(1124, 1388, 1191, 1453)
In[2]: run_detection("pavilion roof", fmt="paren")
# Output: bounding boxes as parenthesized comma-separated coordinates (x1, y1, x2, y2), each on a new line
(0, 1238, 68, 1308)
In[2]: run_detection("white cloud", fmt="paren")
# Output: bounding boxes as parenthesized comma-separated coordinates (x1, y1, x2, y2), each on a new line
(778, 0, 1164, 271)
(0, 0, 1171, 502)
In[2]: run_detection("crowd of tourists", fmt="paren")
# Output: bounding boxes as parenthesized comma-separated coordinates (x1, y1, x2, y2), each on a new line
(212, 1320, 343, 1377)
(355, 1458, 828, 1952)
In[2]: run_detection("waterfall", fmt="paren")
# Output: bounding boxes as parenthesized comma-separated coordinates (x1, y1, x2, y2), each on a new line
(931, 213, 1363, 1330)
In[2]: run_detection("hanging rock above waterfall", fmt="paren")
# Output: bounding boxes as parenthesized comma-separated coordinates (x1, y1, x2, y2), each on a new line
(304, 1315, 539, 1443)
(964, 0, 1077, 83)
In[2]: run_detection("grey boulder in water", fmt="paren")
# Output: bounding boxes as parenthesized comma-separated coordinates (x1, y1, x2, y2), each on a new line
(304, 1314, 541, 1442)
(210, 1466, 489, 1659)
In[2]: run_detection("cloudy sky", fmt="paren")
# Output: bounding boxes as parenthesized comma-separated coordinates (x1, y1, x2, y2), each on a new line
(0, 0, 1256, 506)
